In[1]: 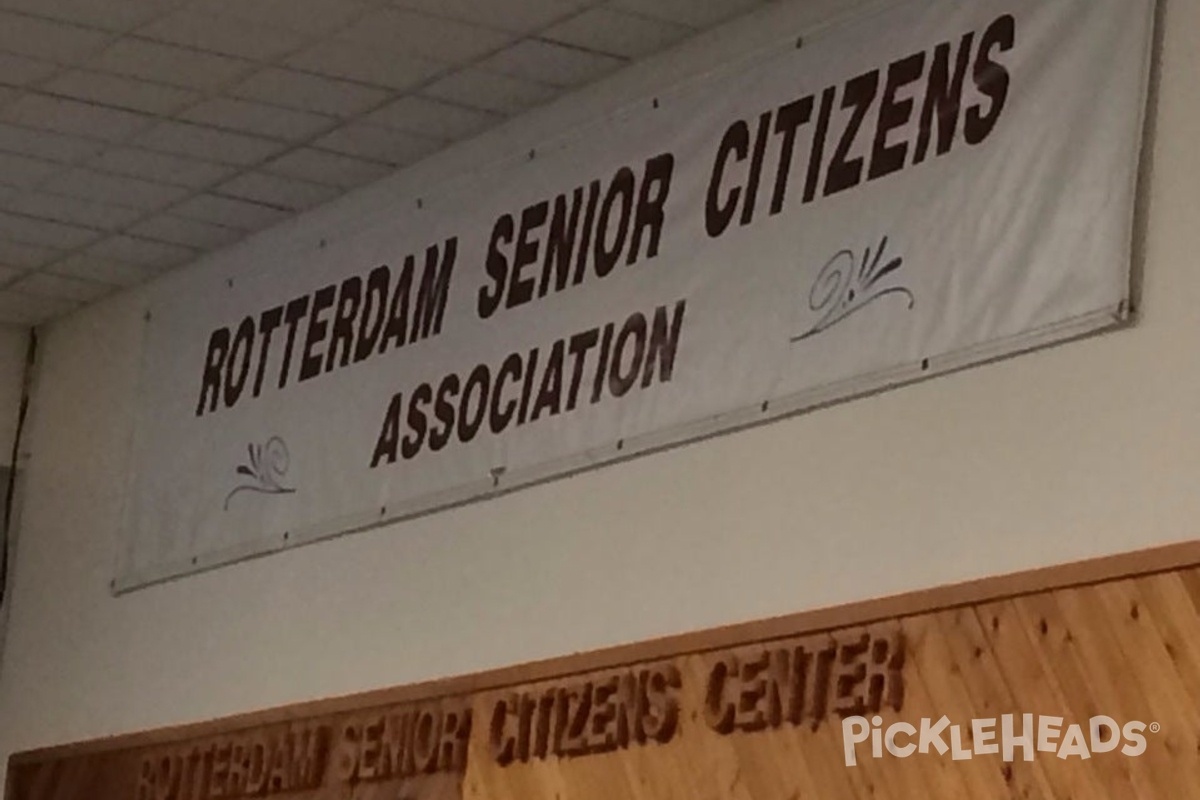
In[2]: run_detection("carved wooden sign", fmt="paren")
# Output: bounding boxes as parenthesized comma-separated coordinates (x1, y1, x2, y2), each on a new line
(113, 630, 901, 800)
(10, 545, 1200, 799)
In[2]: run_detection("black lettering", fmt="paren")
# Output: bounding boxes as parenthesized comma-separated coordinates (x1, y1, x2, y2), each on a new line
(300, 284, 336, 381)
(224, 316, 255, 407)
(509, 202, 548, 309)
(706, 121, 748, 237)
(326, 276, 362, 372)
(540, 189, 584, 297)
(479, 216, 512, 320)
(355, 265, 391, 363)
(629, 153, 674, 264)
(401, 384, 432, 460)
(642, 301, 686, 387)
(458, 364, 490, 443)
(518, 348, 539, 425)
(412, 238, 456, 341)
(740, 112, 772, 226)
(609, 314, 646, 398)
(825, 70, 880, 197)
(592, 324, 614, 404)
(573, 181, 601, 285)
(965, 15, 1014, 145)
(594, 168, 634, 277)
(530, 339, 565, 421)
(869, 53, 926, 181)
(770, 96, 814, 215)
(430, 373, 460, 452)
(252, 306, 283, 398)
(196, 327, 229, 416)
(372, 393, 403, 467)
(914, 34, 974, 163)
(278, 295, 310, 389)
(380, 257, 415, 352)
(566, 328, 599, 412)
(490, 354, 523, 434)
(803, 87, 836, 203)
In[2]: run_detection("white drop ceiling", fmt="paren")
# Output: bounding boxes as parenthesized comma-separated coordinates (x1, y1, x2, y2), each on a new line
(0, 0, 772, 326)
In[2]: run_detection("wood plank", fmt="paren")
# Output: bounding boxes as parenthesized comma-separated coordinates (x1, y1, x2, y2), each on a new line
(11, 543, 1200, 800)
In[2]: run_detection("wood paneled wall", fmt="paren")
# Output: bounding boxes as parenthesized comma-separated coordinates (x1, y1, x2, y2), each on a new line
(9, 543, 1200, 800)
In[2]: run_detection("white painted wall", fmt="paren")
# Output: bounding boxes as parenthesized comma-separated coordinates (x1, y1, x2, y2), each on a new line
(0, 0, 1196, 783)
(0, 326, 28, 468)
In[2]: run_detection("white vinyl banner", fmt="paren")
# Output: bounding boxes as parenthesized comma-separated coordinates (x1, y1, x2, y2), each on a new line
(118, 0, 1154, 590)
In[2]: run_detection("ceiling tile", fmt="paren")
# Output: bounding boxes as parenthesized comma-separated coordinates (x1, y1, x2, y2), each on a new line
(231, 68, 389, 119)
(0, 151, 65, 189)
(1, 94, 153, 142)
(181, 98, 335, 141)
(0, 11, 112, 64)
(314, 123, 441, 166)
(0, 52, 60, 86)
(203, 0, 374, 37)
(46, 252, 162, 286)
(136, 9, 309, 61)
(0, 209, 101, 249)
(127, 214, 244, 250)
(0, 237, 59, 268)
(132, 120, 286, 166)
(480, 39, 625, 88)
(338, 9, 514, 62)
(87, 147, 237, 189)
(264, 148, 393, 189)
(607, 0, 762, 27)
(7, 270, 112, 302)
(0, 190, 144, 229)
(285, 41, 443, 91)
(217, 172, 340, 211)
(0, 123, 106, 164)
(0, 0, 170, 32)
(86, 39, 254, 91)
(544, 7, 692, 58)
(41, 168, 188, 211)
(172, 193, 291, 230)
(41, 70, 202, 115)
(366, 95, 500, 140)
(87, 234, 195, 268)
(423, 68, 559, 115)
(0, 289, 78, 324)
(388, 0, 596, 33)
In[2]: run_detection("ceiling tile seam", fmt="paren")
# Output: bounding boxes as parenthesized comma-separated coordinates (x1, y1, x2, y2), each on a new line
(2, 0, 637, 309)
(0, 0, 238, 308)
(592, 3, 704, 31)
(202, 188, 319, 215)
(361, 4, 542, 39)
(0, 209, 204, 275)
(0, 212, 201, 254)
(45, 14, 535, 244)
(0, 4, 163, 40)
(0, 139, 229, 192)
(0, 288, 82, 314)
(8, 268, 117, 294)
(524, 33, 636, 62)
(8, 0, 415, 261)
(0, 8, 127, 63)
(0, 0, 607, 175)
(0, 191, 207, 240)
(150, 0, 611, 240)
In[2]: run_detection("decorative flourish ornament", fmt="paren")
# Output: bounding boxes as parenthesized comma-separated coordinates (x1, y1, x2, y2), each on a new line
(223, 436, 295, 510)
(792, 236, 915, 343)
